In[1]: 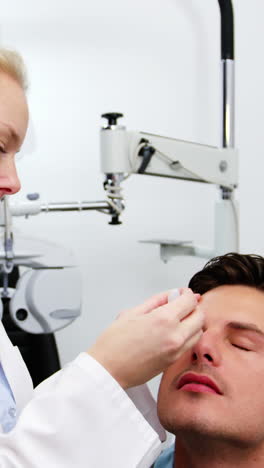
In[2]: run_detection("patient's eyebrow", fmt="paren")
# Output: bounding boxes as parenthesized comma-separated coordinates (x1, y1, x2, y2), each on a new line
(227, 321, 264, 338)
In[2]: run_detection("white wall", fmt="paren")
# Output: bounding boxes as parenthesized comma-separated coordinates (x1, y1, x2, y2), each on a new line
(1, 0, 263, 394)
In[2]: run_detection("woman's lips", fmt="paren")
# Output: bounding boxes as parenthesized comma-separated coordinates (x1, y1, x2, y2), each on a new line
(177, 372, 222, 395)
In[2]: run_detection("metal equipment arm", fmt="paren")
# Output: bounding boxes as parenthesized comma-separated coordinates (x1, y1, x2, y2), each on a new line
(99, 0, 237, 261)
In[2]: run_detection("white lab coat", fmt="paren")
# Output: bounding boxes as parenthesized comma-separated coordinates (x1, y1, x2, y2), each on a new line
(0, 321, 165, 467)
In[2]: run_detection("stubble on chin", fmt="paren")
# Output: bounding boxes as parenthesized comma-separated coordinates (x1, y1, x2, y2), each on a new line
(157, 392, 217, 437)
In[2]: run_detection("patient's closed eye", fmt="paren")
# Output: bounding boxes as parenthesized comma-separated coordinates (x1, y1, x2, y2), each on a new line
(232, 344, 250, 352)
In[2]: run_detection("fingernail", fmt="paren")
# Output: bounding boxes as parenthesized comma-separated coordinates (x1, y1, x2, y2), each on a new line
(168, 288, 180, 302)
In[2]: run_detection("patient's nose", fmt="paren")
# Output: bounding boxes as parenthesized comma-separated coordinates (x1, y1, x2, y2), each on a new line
(191, 331, 221, 366)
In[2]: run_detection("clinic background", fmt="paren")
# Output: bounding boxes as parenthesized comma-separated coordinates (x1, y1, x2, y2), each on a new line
(0, 0, 261, 396)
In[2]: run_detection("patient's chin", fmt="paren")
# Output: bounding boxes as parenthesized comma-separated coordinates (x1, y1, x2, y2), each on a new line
(159, 414, 210, 437)
(158, 414, 258, 449)
(158, 406, 222, 439)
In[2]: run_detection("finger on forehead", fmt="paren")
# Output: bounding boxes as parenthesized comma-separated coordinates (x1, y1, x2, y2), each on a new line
(177, 308, 204, 339)
(168, 288, 195, 303)
(156, 290, 198, 321)
(132, 291, 170, 316)
(178, 287, 191, 294)
(139, 288, 193, 314)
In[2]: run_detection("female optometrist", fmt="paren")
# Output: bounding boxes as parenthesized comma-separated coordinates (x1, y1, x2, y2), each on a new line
(0, 48, 204, 468)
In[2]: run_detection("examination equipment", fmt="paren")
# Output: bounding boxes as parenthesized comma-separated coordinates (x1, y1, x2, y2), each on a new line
(0, 0, 237, 343)
(100, 0, 238, 263)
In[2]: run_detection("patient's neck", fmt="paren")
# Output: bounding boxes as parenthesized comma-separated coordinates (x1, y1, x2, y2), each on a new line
(174, 434, 264, 468)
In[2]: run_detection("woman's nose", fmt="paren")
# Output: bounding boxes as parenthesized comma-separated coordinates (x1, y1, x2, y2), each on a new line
(0, 159, 21, 196)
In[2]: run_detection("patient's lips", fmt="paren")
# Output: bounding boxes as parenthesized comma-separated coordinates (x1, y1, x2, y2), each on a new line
(177, 373, 222, 395)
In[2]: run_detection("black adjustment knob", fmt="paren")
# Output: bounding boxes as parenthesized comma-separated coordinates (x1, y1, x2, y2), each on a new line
(16, 308, 28, 321)
(109, 214, 122, 225)
(101, 112, 124, 126)
(138, 143, 156, 174)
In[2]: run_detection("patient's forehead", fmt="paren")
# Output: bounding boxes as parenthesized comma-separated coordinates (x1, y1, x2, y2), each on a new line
(198, 285, 264, 329)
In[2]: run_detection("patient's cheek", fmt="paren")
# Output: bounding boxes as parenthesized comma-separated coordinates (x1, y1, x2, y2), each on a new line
(166, 352, 190, 377)
(158, 367, 174, 398)
(159, 351, 191, 396)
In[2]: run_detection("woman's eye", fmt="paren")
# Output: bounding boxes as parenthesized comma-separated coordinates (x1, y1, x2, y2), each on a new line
(0, 147, 7, 154)
(232, 344, 250, 352)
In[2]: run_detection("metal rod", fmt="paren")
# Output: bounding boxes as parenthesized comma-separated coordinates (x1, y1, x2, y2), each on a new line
(222, 59, 235, 148)
(217, 1, 235, 204)
(217, 0, 235, 149)
(40, 201, 111, 213)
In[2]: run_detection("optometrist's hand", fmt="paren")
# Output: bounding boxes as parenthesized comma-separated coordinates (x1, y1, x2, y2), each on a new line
(87, 288, 204, 389)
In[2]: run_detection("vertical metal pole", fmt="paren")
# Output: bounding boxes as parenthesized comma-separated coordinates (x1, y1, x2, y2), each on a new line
(218, 0, 235, 148)
(222, 59, 235, 149)
(215, 1, 238, 253)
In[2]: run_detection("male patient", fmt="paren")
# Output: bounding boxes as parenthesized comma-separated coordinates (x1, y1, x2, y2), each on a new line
(153, 252, 264, 468)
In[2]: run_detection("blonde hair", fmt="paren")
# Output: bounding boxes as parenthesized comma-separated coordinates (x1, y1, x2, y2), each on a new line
(0, 48, 28, 91)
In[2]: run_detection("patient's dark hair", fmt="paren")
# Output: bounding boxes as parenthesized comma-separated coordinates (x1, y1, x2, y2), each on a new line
(189, 252, 264, 295)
